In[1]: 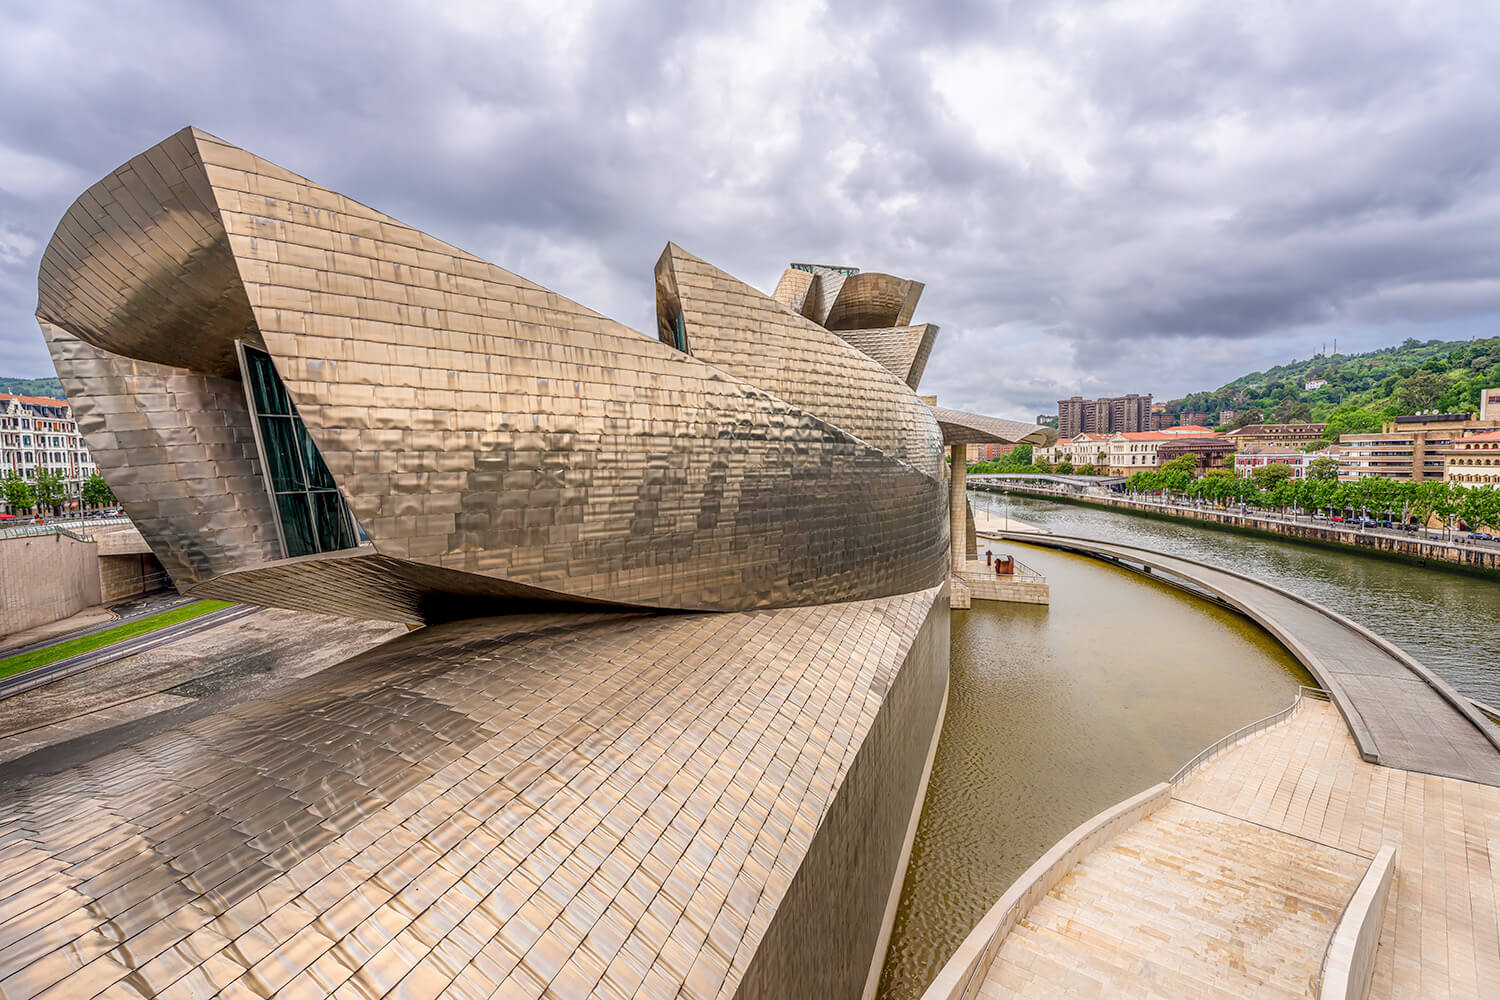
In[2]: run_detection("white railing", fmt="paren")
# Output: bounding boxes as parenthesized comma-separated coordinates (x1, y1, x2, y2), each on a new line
(0, 514, 132, 542)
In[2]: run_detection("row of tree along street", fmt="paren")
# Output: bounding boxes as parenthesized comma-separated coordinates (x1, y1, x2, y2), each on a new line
(0, 470, 115, 516)
(1119, 455, 1500, 534)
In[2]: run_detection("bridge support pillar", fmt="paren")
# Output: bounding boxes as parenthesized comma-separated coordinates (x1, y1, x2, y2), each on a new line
(950, 443, 967, 574)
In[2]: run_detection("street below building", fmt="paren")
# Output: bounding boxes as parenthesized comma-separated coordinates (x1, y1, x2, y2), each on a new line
(0, 607, 405, 775)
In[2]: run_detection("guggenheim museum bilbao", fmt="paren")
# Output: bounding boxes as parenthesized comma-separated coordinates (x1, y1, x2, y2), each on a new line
(11, 127, 1050, 999)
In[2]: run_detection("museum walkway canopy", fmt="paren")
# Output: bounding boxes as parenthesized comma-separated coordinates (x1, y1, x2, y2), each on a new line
(931, 406, 1058, 447)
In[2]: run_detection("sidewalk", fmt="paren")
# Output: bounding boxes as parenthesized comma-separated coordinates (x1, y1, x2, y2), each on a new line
(973, 508, 1047, 535)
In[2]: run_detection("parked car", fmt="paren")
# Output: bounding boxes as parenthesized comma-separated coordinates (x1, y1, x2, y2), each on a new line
(1330, 515, 1346, 522)
(1470, 532, 1495, 542)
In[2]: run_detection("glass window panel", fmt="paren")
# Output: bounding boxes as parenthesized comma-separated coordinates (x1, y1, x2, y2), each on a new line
(245, 348, 291, 415)
(294, 420, 337, 490)
(257, 416, 306, 492)
(276, 493, 317, 557)
(311, 490, 354, 551)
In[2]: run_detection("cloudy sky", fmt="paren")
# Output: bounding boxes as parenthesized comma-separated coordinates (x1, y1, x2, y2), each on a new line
(2, 0, 1497, 419)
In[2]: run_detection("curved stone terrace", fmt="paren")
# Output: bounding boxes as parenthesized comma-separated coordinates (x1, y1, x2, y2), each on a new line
(997, 532, 1500, 787)
(926, 694, 1500, 999)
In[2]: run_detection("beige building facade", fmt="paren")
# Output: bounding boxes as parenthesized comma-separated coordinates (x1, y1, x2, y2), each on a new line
(1340, 413, 1500, 482)
(1035, 425, 1219, 475)
(1443, 429, 1500, 486)
(1224, 423, 1326, 449)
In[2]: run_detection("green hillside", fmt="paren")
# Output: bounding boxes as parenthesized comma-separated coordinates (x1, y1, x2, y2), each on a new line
(1165, 336, 1500, 441)
(0, 376, 64, 399)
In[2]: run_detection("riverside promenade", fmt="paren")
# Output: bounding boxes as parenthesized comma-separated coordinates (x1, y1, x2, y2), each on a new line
(974, 478, 1500, 575)
(921, 533, 1500, 1000)
(999, 532, 1500, 786)
(930, 696, 1500, 999)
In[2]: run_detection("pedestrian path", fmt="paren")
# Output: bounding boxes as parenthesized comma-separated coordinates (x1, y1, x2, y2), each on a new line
(960, 698, 1500, 999)
(1000, 533, 1500, 786)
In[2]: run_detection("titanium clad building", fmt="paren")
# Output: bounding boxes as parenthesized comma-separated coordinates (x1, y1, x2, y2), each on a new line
(17, 127, 1050, 1000)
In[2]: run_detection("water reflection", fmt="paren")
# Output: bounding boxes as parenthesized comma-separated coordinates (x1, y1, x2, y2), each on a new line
(877, 542, 1310, 1000)
(977, 491, 1500, 703)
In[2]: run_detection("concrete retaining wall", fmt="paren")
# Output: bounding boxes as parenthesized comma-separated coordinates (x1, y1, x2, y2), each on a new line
(99, 553, 164, 603)
(983, 485, 1500, 576)
(0, 533, 103, 636)
(1319, 844, 1397, 1000)
(0, 532, 167, 639)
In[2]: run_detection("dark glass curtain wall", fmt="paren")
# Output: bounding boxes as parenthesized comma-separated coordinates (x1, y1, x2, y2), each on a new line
(241, 345, 357, 557)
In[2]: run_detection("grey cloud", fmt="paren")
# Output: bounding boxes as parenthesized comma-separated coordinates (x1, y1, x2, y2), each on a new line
(2, 0, 1498, 423)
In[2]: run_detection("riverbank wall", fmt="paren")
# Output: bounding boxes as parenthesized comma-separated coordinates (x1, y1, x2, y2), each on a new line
(973, 484, 1500, 579)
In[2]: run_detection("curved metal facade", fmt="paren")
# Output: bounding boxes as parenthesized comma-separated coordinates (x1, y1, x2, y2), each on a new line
(37, 128, 951, 622)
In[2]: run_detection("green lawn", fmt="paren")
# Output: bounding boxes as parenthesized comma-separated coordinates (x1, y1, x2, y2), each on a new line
(0, 600, 234, 682)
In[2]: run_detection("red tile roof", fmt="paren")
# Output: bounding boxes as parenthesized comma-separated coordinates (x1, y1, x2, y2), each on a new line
(0, 393, 68, 407)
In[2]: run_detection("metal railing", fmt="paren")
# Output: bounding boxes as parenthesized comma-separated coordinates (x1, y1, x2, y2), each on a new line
(0, 514, 132, 542)
(1170, 686, 1329, 784)
(1008, 557, 1044, 579)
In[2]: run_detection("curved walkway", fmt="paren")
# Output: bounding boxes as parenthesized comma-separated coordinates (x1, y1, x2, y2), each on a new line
(1000, 532, 1500, 786)
(950, 697, 1500, 999)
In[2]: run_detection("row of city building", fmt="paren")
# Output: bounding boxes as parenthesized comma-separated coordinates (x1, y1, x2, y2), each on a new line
(1048, 393, 1262, 438)
(0, 392, 97, 504)
(1033, 387, 1500, 485)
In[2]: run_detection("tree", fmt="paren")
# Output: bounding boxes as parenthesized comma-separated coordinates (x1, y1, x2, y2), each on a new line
(1, 473, 35, 514)
(1397, 370, 1445, 412)
(32, 470, 66, 513)
(1306, 456, 1340, 482)
(1158, 454, 1199, 478)
(1460, 486, 1500, 532)
(1056, 460, 1075, 474)
(1273, 398, 1313, 423)
(1250, 462, 1294, 491)
(1033, 457, 1054, 474)
(1077, 463, 1099, 476)
(82, 472, 115, 508)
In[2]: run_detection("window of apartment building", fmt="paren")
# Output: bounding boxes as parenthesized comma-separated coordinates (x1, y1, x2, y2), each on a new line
(240, 344, 358, 558)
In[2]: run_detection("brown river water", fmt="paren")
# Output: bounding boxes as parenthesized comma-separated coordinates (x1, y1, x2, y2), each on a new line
(876, 526, 1314, 1000)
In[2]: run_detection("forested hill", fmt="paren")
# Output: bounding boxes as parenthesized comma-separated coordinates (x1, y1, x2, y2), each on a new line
(0, 376, 65, 399)
(1166, 336, 1500, 440)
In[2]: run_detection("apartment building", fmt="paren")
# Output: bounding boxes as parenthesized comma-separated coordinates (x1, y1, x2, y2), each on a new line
(0, 393, 97, 499)
(1224, 423, 1327, 449)
(1156, 436, 1236, 472)
(1056, 393, 1153, 438)
(1234, 446, 1340, 480)
(1340, 412, 1500, 482)
(1036, 425, 1218, 475)
(1443, 430, 1500, 487)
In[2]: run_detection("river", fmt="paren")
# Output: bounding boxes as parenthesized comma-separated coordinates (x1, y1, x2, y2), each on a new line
(978, 490, 1500, 704)
(876, 528, 1313, 999)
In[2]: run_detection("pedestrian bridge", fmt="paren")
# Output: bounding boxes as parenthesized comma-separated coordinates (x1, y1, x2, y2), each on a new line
(969, 473, 1124, 491)
(998, 532, 1500, 785)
